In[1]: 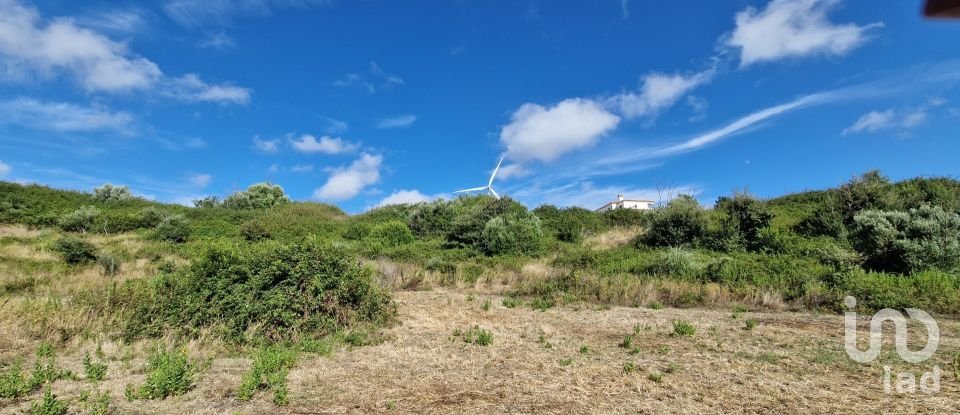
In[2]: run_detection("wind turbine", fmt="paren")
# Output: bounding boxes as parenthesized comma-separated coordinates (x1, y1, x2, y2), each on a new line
(454, 156, 504, 199)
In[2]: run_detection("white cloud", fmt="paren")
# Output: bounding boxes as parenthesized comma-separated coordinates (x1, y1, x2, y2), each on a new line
(500, 98, 620, 163)
(163, 0, 330, 27)
(725, 0, 882, 66)
(619, 0, 630, 19)
(0, 160, 10, 177)
(252, 135, 280, 153)
(290, 134, 359, 154)
(290, 164, 314, 173)
(496, 163, 531, 181)
(376, 115, 417, 129)
(322, 117, 348, 134)
(332, 61, 404, 94)
(188, 173, 212, 188)
(197, 32, 236, 50)
(166, 74, 250, 104)
(77, 9, 147, 33)
(376, 189, 435, 207)
(0, 0, 250, 103)
(313, 153, 382, 201)
(609, 69, 714, 120)
(843, 107, 928, 135)
(0, 98, 134, 134)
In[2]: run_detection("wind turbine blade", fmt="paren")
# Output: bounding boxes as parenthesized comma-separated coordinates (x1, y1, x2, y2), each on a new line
(454, 186, 487, 193)
(488, 156, 504, 187)
(488, 187, 499, 199)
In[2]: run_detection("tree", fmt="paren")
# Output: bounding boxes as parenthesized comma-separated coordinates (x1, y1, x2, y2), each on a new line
(641, 195, 708, 247)
(714, 192, 773, 252)
(92, 184, 133, 202)
(223, 183, 290, 209)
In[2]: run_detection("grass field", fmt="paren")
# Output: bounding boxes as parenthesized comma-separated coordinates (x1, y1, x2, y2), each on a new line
(1, 223, 958, 414)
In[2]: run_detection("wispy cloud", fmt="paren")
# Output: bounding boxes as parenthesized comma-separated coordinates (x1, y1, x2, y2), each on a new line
(0, 160, 10, 177)
(376, 115, 417, 129)
(375, 189, 443, 207)
(252, 135, 280, 154)
(0, 98, 135, 135)
(843, 107, 929, 135)
(332, 61, 404, 94)
(187, 173, 212, 188)
(289, 134, 359, 154)
(197, 32, 236, 50)
(313, 153, 383, 201)
(290, 164, 314, 173)
(163, 0, 331, 27)
(724, 0, 883, 67)
(76, 8, 148, 33)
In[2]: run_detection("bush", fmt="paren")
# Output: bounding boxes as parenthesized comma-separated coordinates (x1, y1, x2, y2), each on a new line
(124, 240, 395, 342)
(92, 184, 133, 203)
(98, 254, 121, 276)
(223, 183, 290, 209)
(643, 248, 702, 278)
(713, 192, 773, 252)
(641, 195, 707, 247)
(446, 196, 528, 249)
(82, 352, 107, 381)
(602, 207, 650, 228)
(535, 206, 607, 243)
(240, 221, 271, 242)
(671, 320, 696, 336)
(370, 221, 415, 247)
(138, 207, 168, 228)
(129, 345, 193, 400)
(153, 214, 189, 243)
(192, 196, 221, 208)
(31, 386, 68, 415)
(851, 205, 960, 274)
(408, 201, 455, 238)
(51, 237, 97, 265)
(481, 211, 544, 256)
(237, 346, 298, 405)
(342, 222, 371, 241)
(57, 206, 101, 233)
(835, 170, 895, 225)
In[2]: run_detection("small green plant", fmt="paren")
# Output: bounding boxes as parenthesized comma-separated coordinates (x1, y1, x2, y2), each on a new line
(648, 302, 664, 310)
(559, 358, 573, 366)
(386, 401, 397, 410)
(460, 326, 493, 346)
(238, 346, 298, 406)
(466, 293, 475, 302)
(619, 335, 633, 350)
(733, 305, 749, 313)
(530, 296, 555, 311)
(129, 345, 194, 400)
(502, 297, 522, 308)
(647, 372, 663, 383)
(579, 345, 590, 354)
(0, 343, 73, 399)
(665, 363, 682, 374)
(537, 335, 553, 349)
(482, 299, 491, 311)
(31, 386, 68, 415)
(51, 236, 97, 265)
(657, 346, 671, 354)
(97, 254, 121, 277)
(83, 352, 107, 381)
(79, 389, 110, 415)
(671, 320, 696, 337)
(622, 362, 636, 375)
(744, 319, 757, 331)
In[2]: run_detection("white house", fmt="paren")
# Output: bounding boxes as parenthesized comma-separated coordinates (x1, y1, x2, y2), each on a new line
(595, 195, 655, 213)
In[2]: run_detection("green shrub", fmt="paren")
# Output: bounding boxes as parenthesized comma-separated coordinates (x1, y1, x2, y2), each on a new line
(238, 346, 298, 405)
(643, 248, 702, 278)
(79, 390, 109, 415)
(713, 192, 773, 252)
(153, 214, 189, 243)
(98, 254, 121, 276)
(446, 196, 528, 249)
(602, 207, 650, 228)
(641, 195, 707, 247)
(671, 320, 696, 336)
(57, 206, 101, 233)
(137, 207, 168, 228)
(408, 201, 455, 238)
(192, 196, 221, 208)
(425, 257, 456, 275)
(130, 345, 193, 400)
(92, 184, 133, 203)
(851, 205, 960, 273)
(51, 236, 97, 265)
(124, 240, 395, 343)
(240, 220, 271, 242)
(342, 222, 371, 240)
(460, 326, 493, 346)
(0, 343, 74, 399)
(370, 221, 415, 247)
(31, 386, 68, 415)
(480, 211, 544, 256)
(223, 183, 290, 209)
(83, 353, 107, 381)
(535, 205, 607, 243)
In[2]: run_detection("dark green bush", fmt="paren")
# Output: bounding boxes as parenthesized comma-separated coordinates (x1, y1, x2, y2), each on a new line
(446, 196, 528, 249)
(342, 222, 371, 241)
(602, 207, 650, 228)
(851, 205, 960, 274)
(481, 211, 544, 256)
(240, 220, 271, 242)
(370, 221, 415, 247)
(192, 196, 221, 208)
(51, 237, 97, 265)
(640, 195, 707, 247)
(124, 240, 395, 342)
(713, 192, 773, 252)
(153, 214, 189, 243)
(138, 207, 168, 228)
(408, 201, 455, 238)
(129, 345, 194, 400)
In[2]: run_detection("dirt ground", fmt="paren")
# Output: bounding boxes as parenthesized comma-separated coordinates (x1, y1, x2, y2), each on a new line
(3, 289, 958, 415)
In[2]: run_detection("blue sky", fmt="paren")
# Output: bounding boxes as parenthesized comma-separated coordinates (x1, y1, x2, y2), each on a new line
(0, 0, 958, 212)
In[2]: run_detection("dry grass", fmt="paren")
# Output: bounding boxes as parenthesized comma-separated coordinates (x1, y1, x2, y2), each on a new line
(584, 227, 643, 250)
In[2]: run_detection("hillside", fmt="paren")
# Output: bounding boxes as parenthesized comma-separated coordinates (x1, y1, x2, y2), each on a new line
(1, 171, 959, 413)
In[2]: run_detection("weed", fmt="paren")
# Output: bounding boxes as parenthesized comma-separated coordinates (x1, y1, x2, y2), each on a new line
(502, 297, 522, 308)
(83, 352, 107, 381)
(79, 389, 110, 415)
(648, 302, 664, 310)
(530, 296, 555, 311)
(647, 372, 663, 383)
(559, 358, 573, 366)
(129, 345, 194, 400)
(665, 363, 682, 374)
(98, 254, 121, 277)
(579, 346, 590, 354)
(466, 293, 475, 302)
(619, 335, 633, 350)
(657, 346, 671, 354)
(733, 305, 749, 313)
(238, 345, 298, 406)
(386, 401, 397, 410)
(458, 326, 493, 346)
(622, 362, 636, 375)
(31, 386, 68, 415)
(744, 319, 757, 331)
(482, 299, 491, 311)
(671, 320, 696, 337)
(537, 335, 553, 349)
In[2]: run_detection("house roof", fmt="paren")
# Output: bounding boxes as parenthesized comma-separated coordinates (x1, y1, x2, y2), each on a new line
(594, 199, 655, 212)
